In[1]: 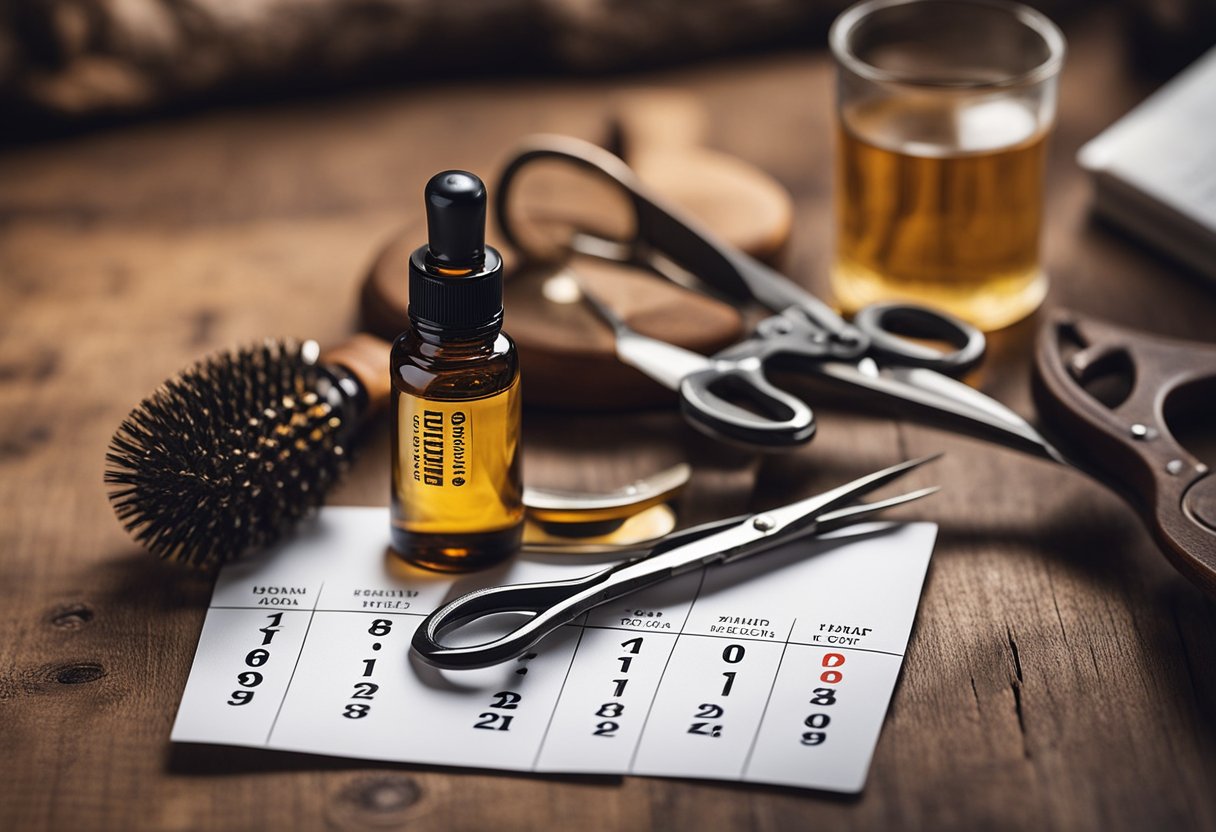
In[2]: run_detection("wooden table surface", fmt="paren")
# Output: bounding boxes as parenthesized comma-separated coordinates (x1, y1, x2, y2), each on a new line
(2, 8, 1214, 831)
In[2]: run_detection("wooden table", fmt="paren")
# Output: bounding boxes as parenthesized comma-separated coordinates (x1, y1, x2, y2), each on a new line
(2, 8, 1214, 831)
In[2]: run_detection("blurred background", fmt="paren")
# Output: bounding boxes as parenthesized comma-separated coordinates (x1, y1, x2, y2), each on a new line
(1, 0, 1212, 139)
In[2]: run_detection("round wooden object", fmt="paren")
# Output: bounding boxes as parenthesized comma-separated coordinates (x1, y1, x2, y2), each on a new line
(612, 88, 794, 262)
(359, 108, 794, 410)
(630, 147, 792, 263)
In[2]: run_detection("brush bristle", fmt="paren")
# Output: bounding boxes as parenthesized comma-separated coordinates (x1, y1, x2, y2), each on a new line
(105, 339, 350, 568)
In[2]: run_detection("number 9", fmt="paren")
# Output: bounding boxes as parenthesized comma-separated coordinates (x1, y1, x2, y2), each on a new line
(227, 690, 254, 706)
(800, 731, 826, 746)
(237, 671, 264, 688)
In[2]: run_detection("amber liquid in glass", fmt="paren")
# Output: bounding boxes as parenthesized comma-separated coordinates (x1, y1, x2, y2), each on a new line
(832, 97, 1049, 331)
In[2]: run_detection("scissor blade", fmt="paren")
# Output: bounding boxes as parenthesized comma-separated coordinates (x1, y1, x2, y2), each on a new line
(617, 333, 714, 391)
(580, 282, 713, 390)
(818, 360, 1068, 465)
(759, 454, 940, 534)
(812, 486, 940, 534)
(635, 456, 940, 576)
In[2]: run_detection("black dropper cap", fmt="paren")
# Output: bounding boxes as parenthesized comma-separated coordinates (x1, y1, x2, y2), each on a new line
(408, 171, 504, 334)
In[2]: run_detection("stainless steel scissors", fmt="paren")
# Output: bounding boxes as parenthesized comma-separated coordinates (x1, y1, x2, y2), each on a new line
(493, 135, 1216, 597)
(411, 456, 938, 669)
(496, 135, 1060, 462)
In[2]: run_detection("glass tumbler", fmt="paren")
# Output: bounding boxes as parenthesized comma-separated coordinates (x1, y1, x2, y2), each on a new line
(829, 0, 1065, 331)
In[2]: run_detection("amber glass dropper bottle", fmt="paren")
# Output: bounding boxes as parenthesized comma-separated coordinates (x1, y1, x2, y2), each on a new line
(389, 171, 523, 571)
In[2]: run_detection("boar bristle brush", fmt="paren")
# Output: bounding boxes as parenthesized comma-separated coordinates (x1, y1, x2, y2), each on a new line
(105, 336, 388, 568)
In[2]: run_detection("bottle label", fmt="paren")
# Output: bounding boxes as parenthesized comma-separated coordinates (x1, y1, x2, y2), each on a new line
(393, 380, 522, 534)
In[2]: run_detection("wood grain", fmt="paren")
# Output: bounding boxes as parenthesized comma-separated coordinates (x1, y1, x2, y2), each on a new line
(1, 8, 1215, 832)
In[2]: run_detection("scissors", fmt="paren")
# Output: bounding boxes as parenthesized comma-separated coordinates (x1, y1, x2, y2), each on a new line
(496, 135, 1057, 461)
(412, 456, 938, 669)
(495, 135, 1216, 596)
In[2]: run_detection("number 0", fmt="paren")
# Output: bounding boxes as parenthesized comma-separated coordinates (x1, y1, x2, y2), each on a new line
(804, 713, 830, 729)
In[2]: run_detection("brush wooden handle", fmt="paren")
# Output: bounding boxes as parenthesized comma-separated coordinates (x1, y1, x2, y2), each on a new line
(321, 333, 392, 414)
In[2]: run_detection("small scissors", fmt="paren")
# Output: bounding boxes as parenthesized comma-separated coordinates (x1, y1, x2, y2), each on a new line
(497, 135, 1060, 461)
(412, 456, 938, 669)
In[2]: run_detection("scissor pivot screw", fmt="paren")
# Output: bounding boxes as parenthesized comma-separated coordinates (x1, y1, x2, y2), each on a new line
(752, 515, 776, 532)
(1130, 423, 1158, 441)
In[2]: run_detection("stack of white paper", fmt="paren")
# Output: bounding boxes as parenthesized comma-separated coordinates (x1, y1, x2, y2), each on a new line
(1078, 47, 1216, 281)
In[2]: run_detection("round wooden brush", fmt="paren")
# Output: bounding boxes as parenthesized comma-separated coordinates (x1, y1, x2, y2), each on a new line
(105, 334, 390, 568)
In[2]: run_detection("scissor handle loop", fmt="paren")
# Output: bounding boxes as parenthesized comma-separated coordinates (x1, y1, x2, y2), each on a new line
(679, 361, 816, 448)
(495, 135, 803, 307)
(411, 569, 622, 669)
(495, 136, 646, 259)
(852, 302, 985, 376)
(412, 516, 752, 669)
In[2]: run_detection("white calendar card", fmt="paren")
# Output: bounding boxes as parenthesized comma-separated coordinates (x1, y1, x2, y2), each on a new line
(171, 507, 937, 793)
